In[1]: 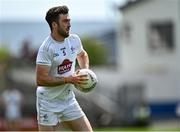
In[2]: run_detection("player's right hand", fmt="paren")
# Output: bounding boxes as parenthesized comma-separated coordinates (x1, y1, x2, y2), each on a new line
(65, 75, 88, 85)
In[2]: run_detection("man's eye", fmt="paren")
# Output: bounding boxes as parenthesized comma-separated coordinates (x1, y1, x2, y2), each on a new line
(63, 19, 70, 22)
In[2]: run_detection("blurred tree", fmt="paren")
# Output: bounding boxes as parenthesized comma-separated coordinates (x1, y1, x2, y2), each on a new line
(0, 47, 11, 90)
(82, 37, 107, 66)
(0, 47, 11, 72)
(0, 47, 10, 63)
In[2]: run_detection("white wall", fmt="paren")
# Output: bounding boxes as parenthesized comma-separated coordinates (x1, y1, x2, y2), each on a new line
(118, 0, 180, 101)
(119, 0, 180, 73)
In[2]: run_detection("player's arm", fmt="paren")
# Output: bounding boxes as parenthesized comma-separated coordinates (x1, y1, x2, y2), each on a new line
(77, 50, 89, 69)
(36, 64, 87, 87)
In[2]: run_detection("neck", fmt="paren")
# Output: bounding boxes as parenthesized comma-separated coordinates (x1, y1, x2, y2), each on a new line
(51, 32, 65, 42)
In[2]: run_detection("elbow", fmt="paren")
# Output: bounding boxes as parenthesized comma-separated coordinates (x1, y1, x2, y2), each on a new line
(37, 80, 42, 86)
(36, 76, 46, 86)
(36, 80, 43, 86)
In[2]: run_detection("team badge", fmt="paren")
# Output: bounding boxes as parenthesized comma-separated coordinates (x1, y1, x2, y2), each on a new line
(71, 46, 75, 54)
(57, 59, 72, 74)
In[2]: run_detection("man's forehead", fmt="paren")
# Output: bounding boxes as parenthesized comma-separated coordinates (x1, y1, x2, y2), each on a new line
(59, 14, 70, 20)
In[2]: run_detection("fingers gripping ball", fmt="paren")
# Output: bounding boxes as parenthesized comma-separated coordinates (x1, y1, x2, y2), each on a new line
(75, 69, 98, 93)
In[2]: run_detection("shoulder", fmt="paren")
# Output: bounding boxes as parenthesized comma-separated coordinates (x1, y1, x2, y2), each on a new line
(67, 34, 81, 41)
(39, 36, 53, 52)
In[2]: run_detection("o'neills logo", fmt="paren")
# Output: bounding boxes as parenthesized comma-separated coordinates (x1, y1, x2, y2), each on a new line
(57, 59, 73, 74)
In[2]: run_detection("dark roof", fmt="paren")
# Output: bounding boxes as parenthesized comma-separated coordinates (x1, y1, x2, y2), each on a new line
(119, 0, 147, 11)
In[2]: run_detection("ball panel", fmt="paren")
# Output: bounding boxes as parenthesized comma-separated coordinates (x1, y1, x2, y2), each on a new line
(75, 69, 98, 93)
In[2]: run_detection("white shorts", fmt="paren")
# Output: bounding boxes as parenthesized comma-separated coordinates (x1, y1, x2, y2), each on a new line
(37, 100, 85, 126)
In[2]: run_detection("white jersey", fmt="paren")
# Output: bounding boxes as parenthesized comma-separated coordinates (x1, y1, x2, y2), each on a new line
(36, 34, 83, 112)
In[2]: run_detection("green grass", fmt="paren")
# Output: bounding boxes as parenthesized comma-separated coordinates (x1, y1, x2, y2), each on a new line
(94, 127, 180, 131)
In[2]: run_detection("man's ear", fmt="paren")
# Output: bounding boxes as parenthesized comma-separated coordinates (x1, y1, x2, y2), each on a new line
(52, 21, 57, 29)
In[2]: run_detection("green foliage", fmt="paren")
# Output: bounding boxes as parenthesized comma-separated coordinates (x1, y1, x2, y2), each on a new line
(0, 47, 10, 63)
(82, 37, 107, 66)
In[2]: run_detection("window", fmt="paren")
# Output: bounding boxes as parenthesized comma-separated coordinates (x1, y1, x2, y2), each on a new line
(148, 21, 174, 53)
(121, 22, 132, 43)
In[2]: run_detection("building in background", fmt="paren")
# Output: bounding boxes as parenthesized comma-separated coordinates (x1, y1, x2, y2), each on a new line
(72, 0, 180, 127)
(118, 0, 180, 119)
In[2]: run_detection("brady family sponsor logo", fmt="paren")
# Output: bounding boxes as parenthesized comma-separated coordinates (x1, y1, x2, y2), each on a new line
(58, 59, 72, 74)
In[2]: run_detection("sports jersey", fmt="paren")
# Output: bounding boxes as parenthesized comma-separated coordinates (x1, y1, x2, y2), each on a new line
(36, 34, 84, 112)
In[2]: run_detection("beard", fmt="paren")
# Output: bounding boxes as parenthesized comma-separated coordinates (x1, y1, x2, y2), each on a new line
(57, 25, 70, 38)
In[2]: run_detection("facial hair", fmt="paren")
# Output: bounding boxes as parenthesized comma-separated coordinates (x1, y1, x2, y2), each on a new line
(57, 24, 69, 38)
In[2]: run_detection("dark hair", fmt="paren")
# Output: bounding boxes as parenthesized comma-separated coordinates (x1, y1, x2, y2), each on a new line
(45, 5, 69, 31)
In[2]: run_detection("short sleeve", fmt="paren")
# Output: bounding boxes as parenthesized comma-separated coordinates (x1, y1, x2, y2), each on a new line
(36, 47, 53, 66)
(75, 35, 84, 54)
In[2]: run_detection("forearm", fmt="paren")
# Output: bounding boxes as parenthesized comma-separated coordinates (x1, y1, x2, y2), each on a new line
(37, 76, 72, 87)
(37, 76, 63, 87)
(77, 51, 89, 69)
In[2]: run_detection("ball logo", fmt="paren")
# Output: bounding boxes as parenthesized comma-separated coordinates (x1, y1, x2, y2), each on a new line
(57, 59, 72, 74)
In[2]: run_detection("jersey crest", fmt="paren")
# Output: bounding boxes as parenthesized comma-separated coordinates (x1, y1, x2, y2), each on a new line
(57, 59, 72, 74)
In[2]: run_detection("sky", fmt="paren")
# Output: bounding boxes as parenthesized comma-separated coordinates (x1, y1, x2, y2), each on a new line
(0, 0, 126, 22)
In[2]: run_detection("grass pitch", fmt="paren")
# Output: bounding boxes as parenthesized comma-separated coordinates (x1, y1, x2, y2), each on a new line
(95, 127, 180, 131)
